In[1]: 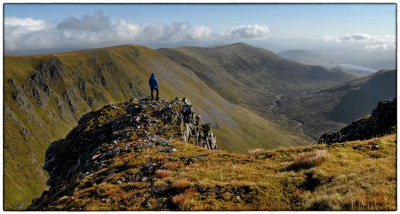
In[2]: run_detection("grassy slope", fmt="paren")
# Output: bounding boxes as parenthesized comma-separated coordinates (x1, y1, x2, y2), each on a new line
(44, 133, 396, 210)
(281, 69, 397, 139)
(159, 43, 354, 111)
(4, 45, 311, 209)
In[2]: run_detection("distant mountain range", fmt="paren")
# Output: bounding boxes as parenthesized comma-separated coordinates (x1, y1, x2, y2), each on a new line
(278, 49, 337, 66)
(326, 64, 375, 78)
(278, 49, 376, 78)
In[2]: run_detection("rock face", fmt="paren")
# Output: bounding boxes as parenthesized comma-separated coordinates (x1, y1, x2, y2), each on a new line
(318, 98, 396, 144)
(28, 97, 218, 210)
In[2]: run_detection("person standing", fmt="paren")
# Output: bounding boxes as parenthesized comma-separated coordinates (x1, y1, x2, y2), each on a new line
(149, 73, 159, 100)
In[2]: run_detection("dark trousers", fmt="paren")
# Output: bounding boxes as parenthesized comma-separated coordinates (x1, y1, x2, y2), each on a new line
(151, 88, 159, 99)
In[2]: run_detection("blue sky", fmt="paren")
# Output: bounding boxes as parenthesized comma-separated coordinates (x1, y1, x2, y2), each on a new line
(5, 4, 395, 35)
(3, 3, 396, 59)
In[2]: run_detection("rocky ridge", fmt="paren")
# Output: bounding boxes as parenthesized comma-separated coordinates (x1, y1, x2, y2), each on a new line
(24, 97, 397, 211)
(28, 97, 217, 210)
(318, 98, 396, 144)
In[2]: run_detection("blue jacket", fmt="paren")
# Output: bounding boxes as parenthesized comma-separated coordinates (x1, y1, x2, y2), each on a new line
(149, 74, 158, 89)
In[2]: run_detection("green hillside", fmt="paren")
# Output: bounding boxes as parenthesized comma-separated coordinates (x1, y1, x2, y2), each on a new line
(281, 69, 397, 139)
(4, 45, 311, 210)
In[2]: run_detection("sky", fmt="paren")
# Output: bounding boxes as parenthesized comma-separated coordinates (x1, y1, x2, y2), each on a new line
(3, 3, 397, 69)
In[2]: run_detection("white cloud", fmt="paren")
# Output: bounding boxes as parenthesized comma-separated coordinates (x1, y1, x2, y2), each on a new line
(5, 16, 47, 32)
(4, 17, 51, 51)
(112, 20, 140, 41)
(190, 26, 213, 40)
(322, 33, 395, 50)
(4, 11, 271, 53)
(341, 33, 369, 41)
(227, 24, 270, 39)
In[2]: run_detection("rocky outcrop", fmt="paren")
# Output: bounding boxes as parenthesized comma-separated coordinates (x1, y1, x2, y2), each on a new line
(318, 98, 396, 144)
(8, 77, 34, 111)
(28, 97, 218, 210)
(36, 55, 65, 83)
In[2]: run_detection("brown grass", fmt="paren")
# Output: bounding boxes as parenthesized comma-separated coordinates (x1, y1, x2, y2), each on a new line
(171, 178, 191, 190)
(164, 162, 179, 170)
(172, 188, 196, 204)
(155, 170, 171, 178)
(289, 150, 329, 170)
